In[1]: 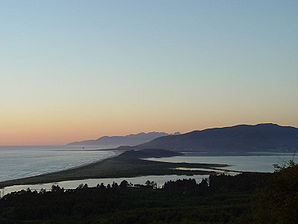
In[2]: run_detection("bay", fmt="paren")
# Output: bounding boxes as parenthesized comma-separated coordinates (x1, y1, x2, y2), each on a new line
(146, 152, 297, 173)
(0, 149, 296, 197)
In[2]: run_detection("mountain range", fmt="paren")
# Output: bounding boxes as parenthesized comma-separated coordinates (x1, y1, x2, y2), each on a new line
(68, 132, 180, 148)
(130, 123, 298, 153)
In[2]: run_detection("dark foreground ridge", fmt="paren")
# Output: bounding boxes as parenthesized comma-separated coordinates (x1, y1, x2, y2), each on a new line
(0, 149, 228, 188)
(0, 164, 296, 224)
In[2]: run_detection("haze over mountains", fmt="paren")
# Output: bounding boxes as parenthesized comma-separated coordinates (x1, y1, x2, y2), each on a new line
(69, 123, 298, 153)
(68, 132, 180, 148)
(130, 123, 298, 153)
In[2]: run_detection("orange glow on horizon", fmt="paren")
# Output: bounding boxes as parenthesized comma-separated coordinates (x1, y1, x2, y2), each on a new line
(1, 97, 297, 145)
(1, 116, 297, 145)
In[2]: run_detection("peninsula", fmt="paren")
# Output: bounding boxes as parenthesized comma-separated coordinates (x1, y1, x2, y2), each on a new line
(0, 149, 229, 188)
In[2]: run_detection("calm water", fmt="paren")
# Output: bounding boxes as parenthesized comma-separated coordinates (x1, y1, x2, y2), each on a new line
(0, 149, 296, 197)
(146, 153, 297, 173)
(1, 174, 210, 196)
(0, 146, 115, 182)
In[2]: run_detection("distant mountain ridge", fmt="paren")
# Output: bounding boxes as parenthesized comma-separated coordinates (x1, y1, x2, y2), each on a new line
(134, 123, 298, 153)
(68, 132, 180, 148)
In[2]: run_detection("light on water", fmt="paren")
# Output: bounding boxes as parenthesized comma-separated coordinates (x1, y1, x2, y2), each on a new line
(2, 174, 210, 196)
(0, 146, 115, 182)
(0, 148, 296, 197)
(146, 153, 297, 173)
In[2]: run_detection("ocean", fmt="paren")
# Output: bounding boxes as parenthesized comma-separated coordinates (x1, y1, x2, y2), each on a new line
(0, 147, 296, 197)
(0, 146, 115, 182)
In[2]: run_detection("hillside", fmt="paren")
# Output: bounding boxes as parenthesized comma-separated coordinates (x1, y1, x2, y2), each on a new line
(117, 149, 183, 159)
(135, 123, 298, 153)
(68, 132, 178, 148)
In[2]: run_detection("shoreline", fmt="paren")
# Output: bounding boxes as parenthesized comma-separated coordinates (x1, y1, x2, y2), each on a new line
(0, 149, 121, 183)
(0, 150, 231, 189)
(0, 149, 123, 185)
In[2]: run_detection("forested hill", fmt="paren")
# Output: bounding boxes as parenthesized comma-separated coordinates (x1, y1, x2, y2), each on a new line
(135, 123, 298, 153)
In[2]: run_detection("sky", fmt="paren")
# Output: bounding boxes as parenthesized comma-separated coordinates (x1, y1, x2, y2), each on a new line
(0, 0, 297, 145)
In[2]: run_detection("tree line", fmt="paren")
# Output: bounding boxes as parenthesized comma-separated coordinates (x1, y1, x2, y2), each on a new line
(0, 163, 296, 224)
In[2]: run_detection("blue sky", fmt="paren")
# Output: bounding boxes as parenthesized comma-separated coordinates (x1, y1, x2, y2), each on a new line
(0, 0, 297, 144)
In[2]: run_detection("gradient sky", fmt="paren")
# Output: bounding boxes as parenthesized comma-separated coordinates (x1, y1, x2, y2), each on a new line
(0, 0, 297, 145)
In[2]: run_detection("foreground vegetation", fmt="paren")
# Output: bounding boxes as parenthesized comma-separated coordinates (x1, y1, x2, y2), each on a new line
(1, 163, 296, 224)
